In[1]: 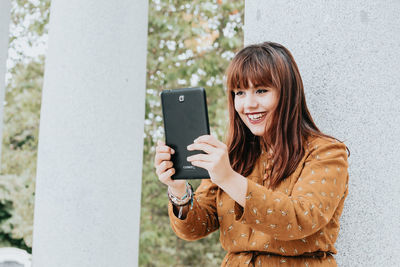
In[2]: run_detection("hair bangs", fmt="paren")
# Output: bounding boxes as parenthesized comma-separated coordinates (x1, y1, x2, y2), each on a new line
(226, 48, 277, 92)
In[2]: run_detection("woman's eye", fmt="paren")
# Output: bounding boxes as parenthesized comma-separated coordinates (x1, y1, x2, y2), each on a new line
(234, 91, 244, 96)
(256, 89, 268, 94)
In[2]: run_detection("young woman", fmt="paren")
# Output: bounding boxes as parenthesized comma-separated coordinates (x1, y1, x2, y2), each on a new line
(154, 41, 349, 266)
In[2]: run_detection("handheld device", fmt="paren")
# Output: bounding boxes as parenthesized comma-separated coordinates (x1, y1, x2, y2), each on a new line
(161, 87, 210, 179)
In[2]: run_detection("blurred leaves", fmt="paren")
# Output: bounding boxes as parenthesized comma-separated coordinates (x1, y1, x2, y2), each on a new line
(0, 57, 43, 251)
(0, 0, 46, 252)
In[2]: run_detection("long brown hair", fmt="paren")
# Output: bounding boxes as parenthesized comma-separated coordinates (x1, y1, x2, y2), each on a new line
(225, 41, 348, 189)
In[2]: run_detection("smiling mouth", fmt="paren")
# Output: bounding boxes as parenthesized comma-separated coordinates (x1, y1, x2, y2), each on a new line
(246, 112, 267, 123)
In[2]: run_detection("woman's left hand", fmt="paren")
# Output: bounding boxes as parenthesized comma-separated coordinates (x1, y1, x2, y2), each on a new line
(187, 135, 234, 185)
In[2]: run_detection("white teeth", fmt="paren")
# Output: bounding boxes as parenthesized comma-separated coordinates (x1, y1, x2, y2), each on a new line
(248, 113, 265, 120)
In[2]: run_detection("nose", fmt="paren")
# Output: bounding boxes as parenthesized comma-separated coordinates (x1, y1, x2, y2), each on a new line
(244, 93, 258, 110)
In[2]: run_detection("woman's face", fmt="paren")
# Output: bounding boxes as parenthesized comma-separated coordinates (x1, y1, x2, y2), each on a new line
(233, 83, 279, 136)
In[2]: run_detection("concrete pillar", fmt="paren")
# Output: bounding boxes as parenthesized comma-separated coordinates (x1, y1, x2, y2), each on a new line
(0, 0, 11, 165)
(244, 1, 400, 266)
(32, 0, 148, 266)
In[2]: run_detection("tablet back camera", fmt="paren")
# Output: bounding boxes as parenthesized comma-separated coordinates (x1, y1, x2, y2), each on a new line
(179, 95, 184, 102)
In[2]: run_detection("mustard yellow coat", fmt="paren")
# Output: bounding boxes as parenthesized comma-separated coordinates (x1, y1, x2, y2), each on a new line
(168, 135, 349, 266)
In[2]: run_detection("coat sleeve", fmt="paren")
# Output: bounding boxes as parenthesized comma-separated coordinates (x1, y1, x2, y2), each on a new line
(233, 139, 349, 241)
(168, 179, 220, 241)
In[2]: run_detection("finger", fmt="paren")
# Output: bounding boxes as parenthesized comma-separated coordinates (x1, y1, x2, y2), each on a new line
(187, 142, 217, 154)
(155, 152, 171, 165)
(156, 160, 173, 176)
(159, 168, 175, 184)
(194, 134, 225, 149)
(187, 153, 210, 162)
(156, 145, 175, 154)
(190, 160, 210, 170)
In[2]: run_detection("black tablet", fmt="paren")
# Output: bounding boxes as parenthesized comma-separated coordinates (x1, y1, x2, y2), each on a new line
(161, 87, 210, 180)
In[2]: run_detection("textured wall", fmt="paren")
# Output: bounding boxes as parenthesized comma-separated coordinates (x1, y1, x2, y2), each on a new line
(0, 0, 11, 165)
(31, 0, 148, 266)
(244, 1, 400, 266)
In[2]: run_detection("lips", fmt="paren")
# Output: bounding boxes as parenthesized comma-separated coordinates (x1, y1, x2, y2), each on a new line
(246, 112, 267, 124)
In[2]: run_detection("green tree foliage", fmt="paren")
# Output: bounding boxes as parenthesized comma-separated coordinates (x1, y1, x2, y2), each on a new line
(140, 0, 243, 266)
(0, 0, 50, 252)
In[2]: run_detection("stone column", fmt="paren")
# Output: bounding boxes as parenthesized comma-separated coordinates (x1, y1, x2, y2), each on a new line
(244, 1, 400, 266)
(32, 0, 148, 266)
(0, 0, 11, 165)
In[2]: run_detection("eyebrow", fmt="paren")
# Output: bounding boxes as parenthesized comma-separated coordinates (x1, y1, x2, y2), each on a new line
(233, 81, 273, 90)
(237, 86, 271, 90)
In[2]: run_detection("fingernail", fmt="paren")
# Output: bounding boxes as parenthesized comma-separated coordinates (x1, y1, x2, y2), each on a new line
(187, 156, 191, 161)
(187, 145, 191, 150)
(171, 148, 175, 154)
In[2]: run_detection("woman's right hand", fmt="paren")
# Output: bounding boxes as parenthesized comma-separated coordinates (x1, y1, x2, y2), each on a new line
(155, 140, 187, 197)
